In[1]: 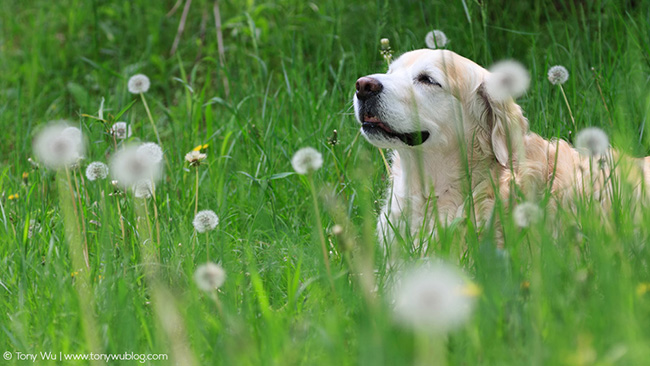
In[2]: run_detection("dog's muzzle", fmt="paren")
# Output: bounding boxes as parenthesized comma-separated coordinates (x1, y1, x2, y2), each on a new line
(355, 77, 430, 147)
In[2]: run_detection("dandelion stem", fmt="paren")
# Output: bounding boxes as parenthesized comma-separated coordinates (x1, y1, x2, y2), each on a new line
(194, 167, 199, 218)
(205, 231, 210, 262)
(115, 194, 126, 244)
(558, 85, 576, 133)
(65, 167, 90, 269)
(415, 333, 447, 366)
(307, 174, 333, 286)
(140, 93, 162, 146)
(58, 169, 101, 360)
(72, 168, 90, 268)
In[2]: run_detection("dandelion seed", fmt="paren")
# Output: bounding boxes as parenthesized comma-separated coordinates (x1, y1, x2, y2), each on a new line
(136, 142, 164, 164)
(110, 144, 162, 188)
(575, 127, 609, 157)
(128, 74, 151, 94)
(291, 147, 323, 175)
(193, 210, 219, 233)
(110, 122, 132, 140)
(547, 65, 569, 85)
(185, 150, 207, 166)
(194, 262, 226, 292)
(132, 179, 154, 199)
(392, 263, 477, 333)
(85, 161, 109, 181)
(425, 30, 448, 49)
(513, 202, 542, 228)
(33, 122, 85, 170)
(485, 60, 531, 102)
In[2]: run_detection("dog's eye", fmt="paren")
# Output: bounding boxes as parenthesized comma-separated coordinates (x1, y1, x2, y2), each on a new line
(416, 74, 441, 87)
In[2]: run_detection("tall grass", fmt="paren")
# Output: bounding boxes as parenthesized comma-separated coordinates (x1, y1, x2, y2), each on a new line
(1, 0, 650, 364)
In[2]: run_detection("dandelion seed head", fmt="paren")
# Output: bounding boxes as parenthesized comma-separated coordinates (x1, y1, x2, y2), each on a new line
(61, 126, 83, 145)
(137, 142, 164, 164)
(425, 30, 448, 49)
(391, 263, 477, 333)
(575, 127, 609, 157)
(110, 144, 162, 188)
(194, 262, 226, 292)
(485, 60, 531, 102)
(132, 179, 154, 199)
(513, 202, 543, 228)
(33, 122, 85, 170)
(185, 150, 207, 166)
(128, 74, 150, 94)
(85, 161, 109, 181)
(291, 147, 323, 175)
(193, 210, 219, 233)
(547, 65, 569, 85)
(110, 122, 132, 140)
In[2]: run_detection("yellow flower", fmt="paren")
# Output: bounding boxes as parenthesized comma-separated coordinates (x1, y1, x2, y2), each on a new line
(192, 144, 209, 151)
(8, 194, 18, 200)
(22, 172, 29, 179)
(521, 281, 530, 290)
(460, 282, 482, 297)
(637, 283, 650, 296)
(71, 271, 79, 277)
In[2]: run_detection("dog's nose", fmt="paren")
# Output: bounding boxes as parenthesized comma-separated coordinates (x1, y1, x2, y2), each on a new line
(355, 77, 383, 101)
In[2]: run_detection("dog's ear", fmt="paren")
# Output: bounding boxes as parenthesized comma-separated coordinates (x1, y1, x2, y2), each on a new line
(473, 84, 529, 167)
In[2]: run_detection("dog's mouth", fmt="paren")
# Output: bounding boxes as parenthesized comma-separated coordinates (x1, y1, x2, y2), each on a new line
(361, 114, 430, 147)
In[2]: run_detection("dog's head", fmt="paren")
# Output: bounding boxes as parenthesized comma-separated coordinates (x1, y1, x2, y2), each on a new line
(353, 49, 528, 166)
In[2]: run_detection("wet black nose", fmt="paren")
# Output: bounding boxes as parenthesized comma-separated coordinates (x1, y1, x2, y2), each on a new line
(355, 77, 383, 101)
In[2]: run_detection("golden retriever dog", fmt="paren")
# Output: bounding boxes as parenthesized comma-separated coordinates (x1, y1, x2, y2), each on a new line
(353, 49, 650, 247)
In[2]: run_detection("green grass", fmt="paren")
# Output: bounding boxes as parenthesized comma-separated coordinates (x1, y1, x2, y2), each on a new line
(1, 0, 650, 365)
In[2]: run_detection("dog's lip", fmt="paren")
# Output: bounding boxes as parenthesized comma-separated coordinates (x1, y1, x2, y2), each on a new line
(363, 114, 396, 134)
(361, 120, 431, 147)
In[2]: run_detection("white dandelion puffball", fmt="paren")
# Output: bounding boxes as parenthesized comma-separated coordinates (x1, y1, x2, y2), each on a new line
(425, 30, 448, 49)
(391, 263, 476, 333)
(575, 127, 609, 157)
(486, 60, 531, 102)
(194, 262, 226, 292)
(110, 144, 162, 188)
(128, 74, 150, 94)
(513, 202, 542, 228)
(33, 122, 85, 170)
(193, 210, 219, 233)
(61, 126, 83, 145)
(137, 142, 164, 164)
(132, 179, 154, 199)
(85, 161, 109, 181)
(547, 65, 569, 85)
(291, 147, 323, 175)
(110, 122, 132, 140)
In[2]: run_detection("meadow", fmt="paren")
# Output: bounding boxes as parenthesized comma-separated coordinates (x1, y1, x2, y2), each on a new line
(1, 0, 650, 365)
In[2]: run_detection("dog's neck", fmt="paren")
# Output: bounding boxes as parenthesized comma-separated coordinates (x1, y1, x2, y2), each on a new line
(391, 138, 493, 209)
